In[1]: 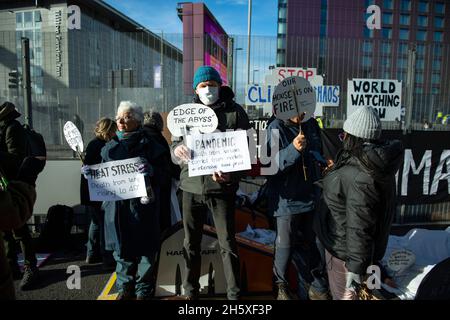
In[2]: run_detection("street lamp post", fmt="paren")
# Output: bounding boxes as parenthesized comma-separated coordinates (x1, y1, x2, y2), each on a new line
(233, 47, 243, 91)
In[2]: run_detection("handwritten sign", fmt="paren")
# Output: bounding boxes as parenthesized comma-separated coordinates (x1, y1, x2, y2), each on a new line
(347, 78, 402, 121)
(186, 131, 251, 177)
(387, 249, 416, 273)
(63, 121, 83, 152)
(85, 157, 146, 201)
(272, 76, 316, 121)
(167, 103, 218, 137)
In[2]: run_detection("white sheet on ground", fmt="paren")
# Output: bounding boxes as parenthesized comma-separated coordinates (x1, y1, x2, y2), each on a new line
(380, 227, 450, 300)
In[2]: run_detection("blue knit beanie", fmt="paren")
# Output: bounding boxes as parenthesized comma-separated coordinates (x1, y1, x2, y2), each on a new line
(192, 66, 222, 90)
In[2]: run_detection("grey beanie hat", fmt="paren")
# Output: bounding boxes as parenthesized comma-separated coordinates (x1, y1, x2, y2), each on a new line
(343, 106, 381, 140)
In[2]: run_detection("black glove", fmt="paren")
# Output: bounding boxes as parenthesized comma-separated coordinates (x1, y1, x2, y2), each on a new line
(17, 157, 46, 186)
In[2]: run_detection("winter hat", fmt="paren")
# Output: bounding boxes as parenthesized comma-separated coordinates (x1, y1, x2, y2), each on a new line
(343, 106, 381, 140)
(192, 66, 222, 90)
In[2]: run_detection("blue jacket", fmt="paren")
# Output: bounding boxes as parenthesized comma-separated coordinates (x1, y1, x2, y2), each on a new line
(101, 129, 166, 259)
(265, 117, 323, 217)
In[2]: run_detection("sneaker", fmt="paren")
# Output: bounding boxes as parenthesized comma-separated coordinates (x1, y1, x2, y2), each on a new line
(308, 286, 331, 300)
(276, 283, 295, 300)
(20, 266, 39, 290)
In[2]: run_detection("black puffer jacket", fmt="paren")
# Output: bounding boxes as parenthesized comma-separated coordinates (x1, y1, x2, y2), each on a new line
(314, 139, 403, 275)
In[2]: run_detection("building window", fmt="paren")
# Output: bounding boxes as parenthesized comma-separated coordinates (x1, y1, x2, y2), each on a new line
(417, 30, 427, 41)
(277, 38, 286, 50)
(434, 45, 442, 57)
(432, 60, 441, 71)
(380, 57, 391, 68)
(435, 2, 445, 14)
(432, 73, 440, 84)
(400, 14, 410, 25)
(363, 41, 373, 53)
(382, 28, 392, 39)
(434, 17, 444, 29)
(417, 15, 428, 27)
(278, 22, 286, 34)
(320, 23, 327, 37)
(434, 31, 443, 42)
(401, 0, 411, 11)
(399, 29, 409, 40)
(383, 0, 393, 10)
(397, 57, 408, 69)
(416, 44, 425, 55)
(415, 85, 423, 94)
(398, 43, 409, 55)
(364, 28, 374, 38)
(418, 1, 429, 13)
(383, 13, 393, 25)
(415, 72, 424, 84)
(362, 56, 372, 67)
(416, 58, 425, 69)
(397, 71, 407, 83)
(381, 42, 391, 54)
(432, 87, 440, 94)
(278, 7, 287, 19)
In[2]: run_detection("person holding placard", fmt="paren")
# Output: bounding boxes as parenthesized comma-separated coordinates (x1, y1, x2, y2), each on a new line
(314, 106, 403, 300)
(100, 101, 167, 300)
(80, 118, 117, 267)
(171, 66, 250, 300)
(265, 111, 325, 300)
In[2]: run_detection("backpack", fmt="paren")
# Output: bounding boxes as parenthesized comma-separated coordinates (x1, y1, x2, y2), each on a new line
(23, 124, 47, 158)
(38, 204, 74, 251)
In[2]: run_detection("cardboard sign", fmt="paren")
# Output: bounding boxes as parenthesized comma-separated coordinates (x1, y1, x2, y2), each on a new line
(63, 121, 84, 152)
(186, 130, 251, 177)
(272, 76, 316, 121)
(85, 157, 147, 201)
(387, 249, 416, 273)
(347, 79, 402, 121)
(167, 103, 218, 137)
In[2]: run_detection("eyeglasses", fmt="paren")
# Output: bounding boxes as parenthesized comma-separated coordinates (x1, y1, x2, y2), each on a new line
(115, 116, 133, 122)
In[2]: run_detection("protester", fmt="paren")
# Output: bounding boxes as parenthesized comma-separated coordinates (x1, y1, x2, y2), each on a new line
(80, 118, 117, 267)
(0, 101, 40, 290)
(98, 101, 166, 300)
(171, 66, 250, 300)
(143, 110, 180, 233)
(314, 106, 403, 300)
(0, 157, 44, 299)
(265, 113, 324, 300)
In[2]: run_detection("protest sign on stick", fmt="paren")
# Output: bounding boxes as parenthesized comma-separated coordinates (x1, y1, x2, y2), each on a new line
(167, 103, 218, 137)
(63, 121, 84, 163)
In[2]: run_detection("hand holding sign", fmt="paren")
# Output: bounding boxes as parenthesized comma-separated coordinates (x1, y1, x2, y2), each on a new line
(63, 121, 84, 163)
(293, 132, 307, 152)
(167, 103, 218, 137)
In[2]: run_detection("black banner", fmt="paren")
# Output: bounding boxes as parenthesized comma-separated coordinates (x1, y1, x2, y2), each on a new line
(322, 129, 450, 205)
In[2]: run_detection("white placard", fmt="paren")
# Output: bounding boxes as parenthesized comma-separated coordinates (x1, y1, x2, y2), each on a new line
(85, 157, 147, 201)
(387, 249, 416, 273)
(63, 121, 84, 152)
(347, 78, 402, 121)
(272, 76, 316, 122)
(167, 103, 218, 137)
(186, 131, 251, 177)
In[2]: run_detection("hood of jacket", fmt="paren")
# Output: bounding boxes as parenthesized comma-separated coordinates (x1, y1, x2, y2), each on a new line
(0, 102, 21, 125)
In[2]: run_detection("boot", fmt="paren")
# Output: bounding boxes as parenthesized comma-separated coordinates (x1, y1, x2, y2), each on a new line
(276, 283, 295, 300)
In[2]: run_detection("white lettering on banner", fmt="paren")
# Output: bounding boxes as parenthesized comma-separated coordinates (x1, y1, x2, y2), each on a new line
(347, 79, 402, 121)
(167, 103, 218, 137)
(401, 149, 432, 196)
(186, 131, 251, 177)
(86, 157, 147, 201)
(275, 67, 317, 82)
(430, 150, 450, 195)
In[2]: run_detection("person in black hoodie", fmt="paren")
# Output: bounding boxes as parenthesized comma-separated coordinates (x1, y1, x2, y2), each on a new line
(314, 106, 403, 300)
(80, 117, 117, 266)
(171, 66, 250, 300)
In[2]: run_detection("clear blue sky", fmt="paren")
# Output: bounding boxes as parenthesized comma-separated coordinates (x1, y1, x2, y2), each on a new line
(104, 0, 278, 36)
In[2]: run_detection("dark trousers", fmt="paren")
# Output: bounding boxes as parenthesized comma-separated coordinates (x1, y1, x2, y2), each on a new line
(182, 191, 240, 300)
(273, 211, 320, 299)
(4, 224, 37, 268)
(86, 206, 106, 258)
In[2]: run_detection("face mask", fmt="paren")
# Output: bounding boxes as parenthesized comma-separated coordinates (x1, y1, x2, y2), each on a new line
(197, 86, 219, 106)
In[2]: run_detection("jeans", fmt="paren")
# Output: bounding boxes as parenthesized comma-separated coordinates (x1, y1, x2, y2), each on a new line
(273, 212, 321, 299)
(113, 251, 156, 297)
(4, 224, 37, 268)
(86, 206, 105, 258)
(182, 192, 240, 300)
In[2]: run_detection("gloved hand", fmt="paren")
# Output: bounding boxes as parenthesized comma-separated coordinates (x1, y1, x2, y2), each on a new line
(17, 157, 46, 187)
(81, 165, 92, 179)
(137, 158, 153, 176)
(345, 271, 362, 290)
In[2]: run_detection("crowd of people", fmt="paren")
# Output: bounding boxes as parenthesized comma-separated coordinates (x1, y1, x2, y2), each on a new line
(0, 65, 403, 301)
